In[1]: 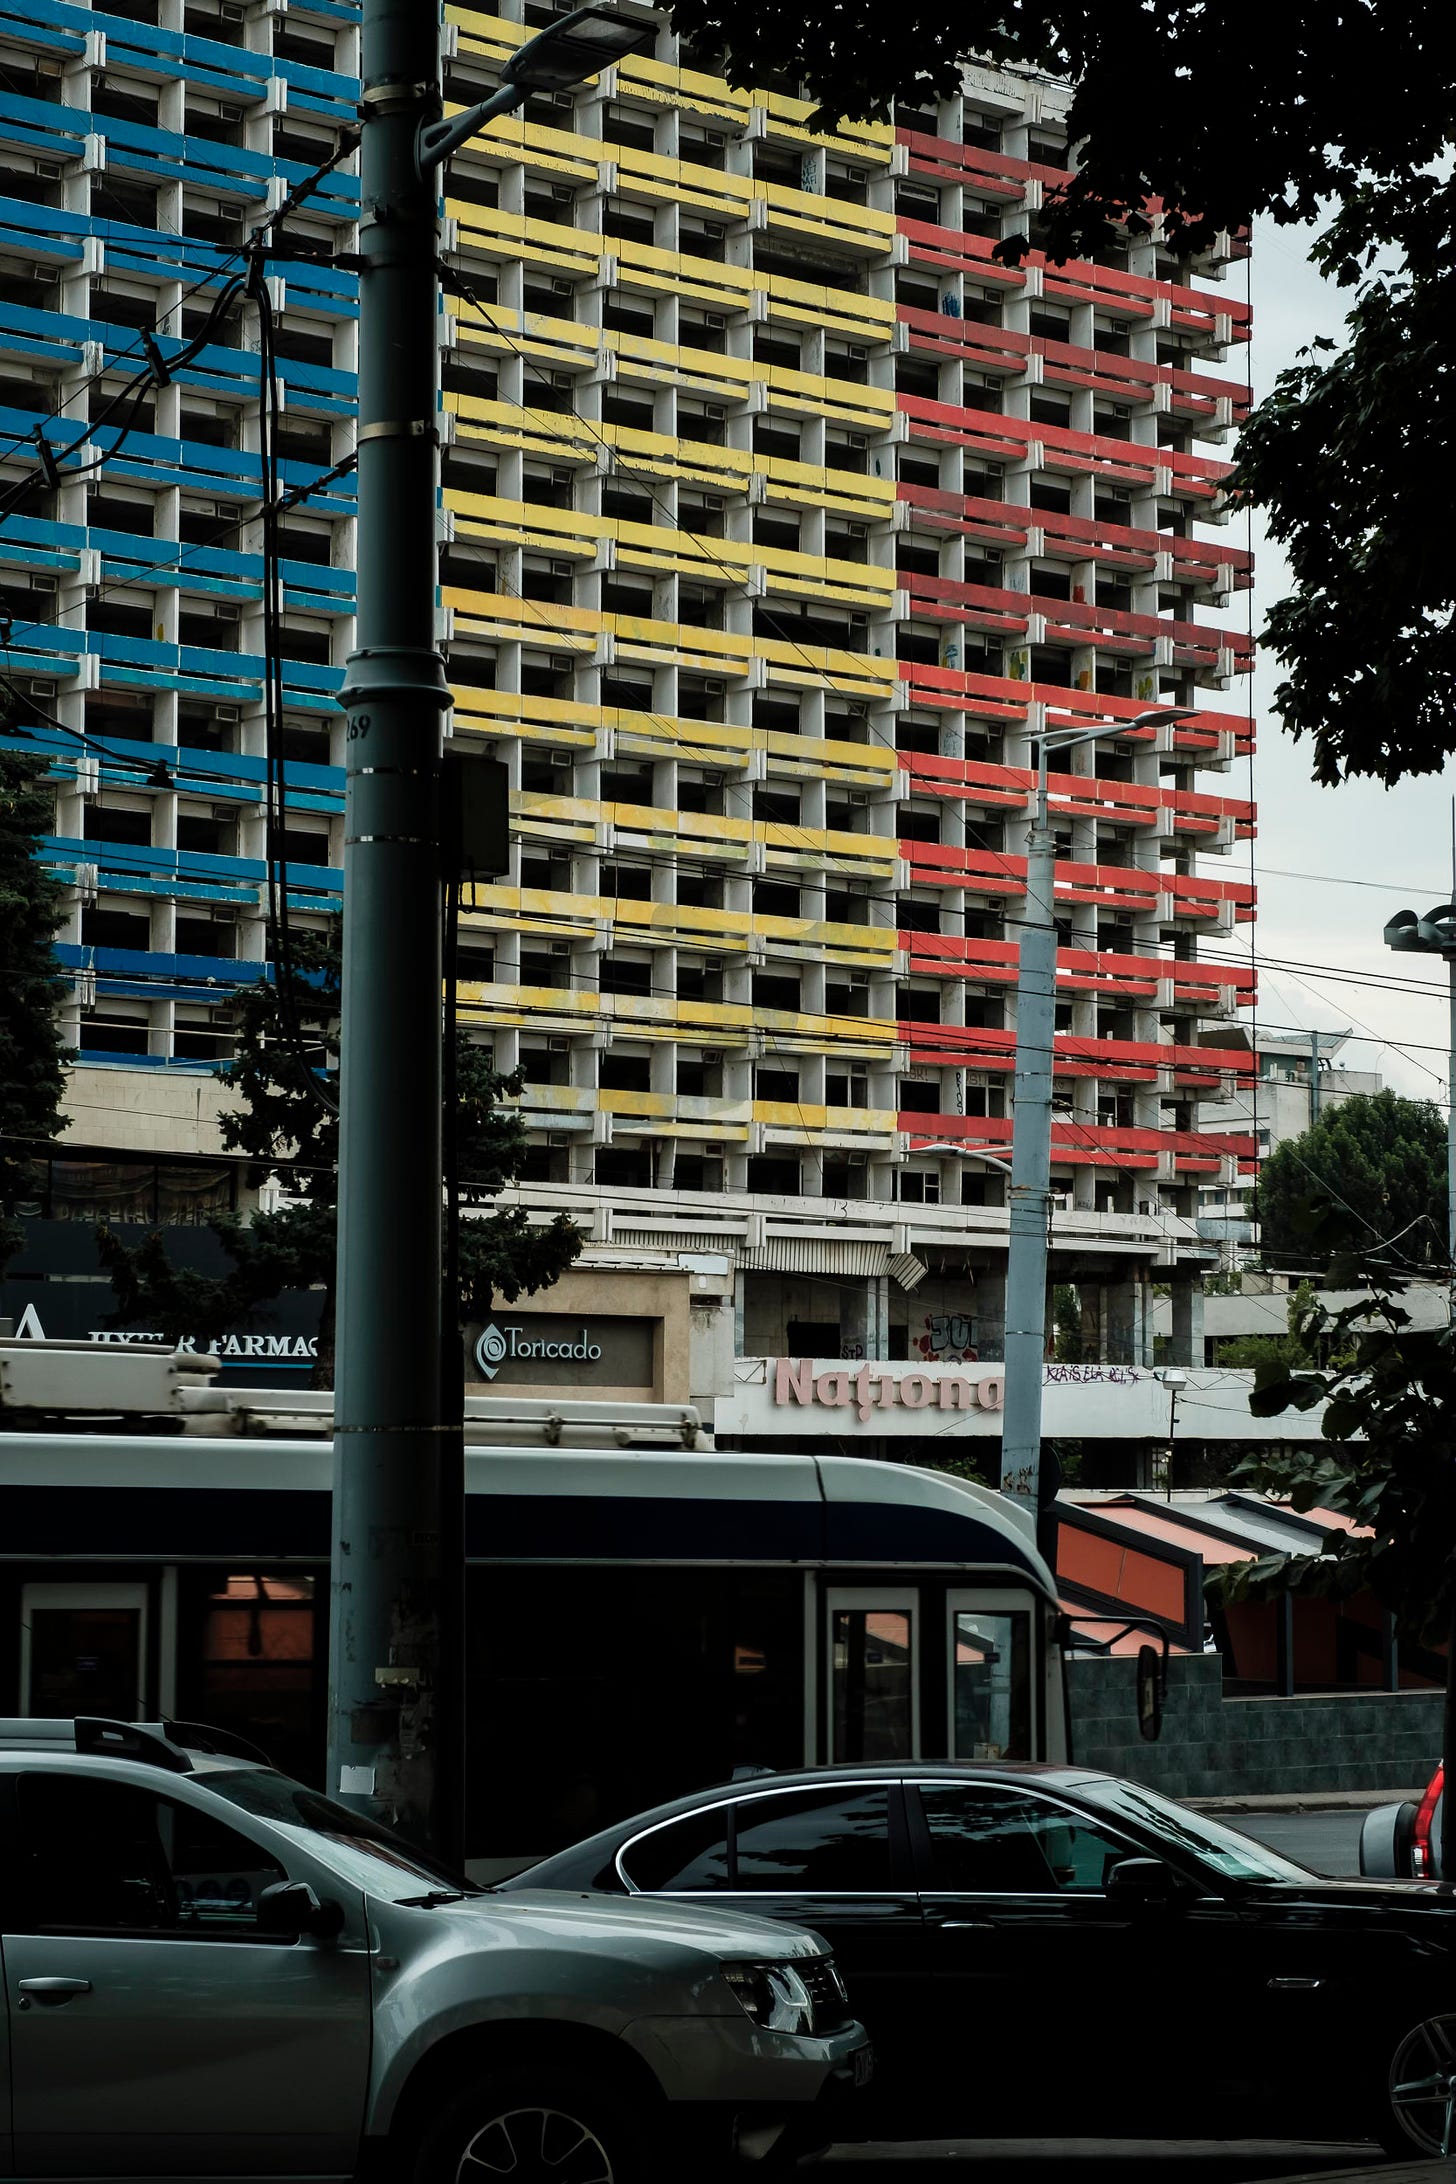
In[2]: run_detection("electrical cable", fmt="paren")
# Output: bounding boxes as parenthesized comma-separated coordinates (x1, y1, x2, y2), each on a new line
(253, 262, 338, 1117)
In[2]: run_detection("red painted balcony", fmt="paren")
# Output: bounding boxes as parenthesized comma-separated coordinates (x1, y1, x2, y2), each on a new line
(899, 573, 1252, 673)
(891, 1013, 1255, 1090)
(900, 839, 1256, 925)
(896, 930, 1256, 1011)
(898, 1107, 1258, 1173)
(896, 305, 1250, 426)
(896, 481, 1253, 594)
(900, 752, 1255, 841)
(896, 217, 1252, 346)
(897, 665, 1255, 759)
(897, 393, 1232, 505)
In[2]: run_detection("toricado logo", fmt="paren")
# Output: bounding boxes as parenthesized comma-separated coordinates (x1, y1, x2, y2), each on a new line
(474, 1322, 604, 1379)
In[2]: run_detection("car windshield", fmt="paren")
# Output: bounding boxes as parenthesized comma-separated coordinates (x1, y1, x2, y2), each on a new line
(202, 1768, 482, 1902)
(1079, 1777, 1313, 1884)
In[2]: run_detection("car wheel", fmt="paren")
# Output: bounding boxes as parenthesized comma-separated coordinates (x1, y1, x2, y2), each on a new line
(1380, 2012, 1456, 2157)
(410, 2066, 654, 2184)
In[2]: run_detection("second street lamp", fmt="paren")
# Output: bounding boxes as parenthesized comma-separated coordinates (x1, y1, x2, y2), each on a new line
(329, 0, 660, 1861)
(999, 707, 1194, 1549)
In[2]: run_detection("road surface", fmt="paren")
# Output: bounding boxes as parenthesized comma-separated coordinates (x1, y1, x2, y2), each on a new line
(822, 2141, 1381, 2182)
(1231, 1807, 1367, 1876)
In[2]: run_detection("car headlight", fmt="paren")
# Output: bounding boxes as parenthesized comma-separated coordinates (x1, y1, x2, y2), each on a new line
(722, 1960, 817, 2035)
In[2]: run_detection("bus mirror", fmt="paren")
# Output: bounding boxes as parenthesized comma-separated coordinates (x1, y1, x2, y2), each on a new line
(1136, 1644, 1163, 1742)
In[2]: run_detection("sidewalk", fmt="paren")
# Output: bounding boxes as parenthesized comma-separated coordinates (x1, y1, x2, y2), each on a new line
(1268, 2166, 1454, 2182)
(1185, 1789, 1421, 1816)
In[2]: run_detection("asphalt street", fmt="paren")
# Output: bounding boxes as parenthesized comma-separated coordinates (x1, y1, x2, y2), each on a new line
(821, 2141, 1383, 2183)
(1231, 1808, 1367, 1876)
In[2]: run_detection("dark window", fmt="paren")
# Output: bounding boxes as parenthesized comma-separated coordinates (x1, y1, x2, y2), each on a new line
(621, 1810, 732, 1891)
(85, 804, 151, 847)
(733, 1786, 891, 1890)
(916, 1785, 1136, 1894)
(11, 1776, 285, 1936)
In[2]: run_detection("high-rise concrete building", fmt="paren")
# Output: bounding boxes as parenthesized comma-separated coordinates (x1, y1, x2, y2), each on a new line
(0, 0, 1257, 1433)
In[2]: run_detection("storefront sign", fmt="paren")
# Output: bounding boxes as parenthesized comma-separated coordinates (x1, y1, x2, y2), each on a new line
(773, 1356, 1005, 1423)
(466, 1314, 654, 1386)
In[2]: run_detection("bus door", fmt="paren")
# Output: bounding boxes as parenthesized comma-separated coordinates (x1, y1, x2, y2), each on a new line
(825, 1587, 920, 1762)
(946, 1588, 1037, 1761)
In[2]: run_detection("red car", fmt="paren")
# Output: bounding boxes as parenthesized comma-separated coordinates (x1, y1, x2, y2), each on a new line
(1361, 1762, 1444, 1879)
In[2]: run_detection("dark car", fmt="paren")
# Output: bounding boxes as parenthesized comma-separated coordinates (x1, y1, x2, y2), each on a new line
(503, 1761, 1456, 2157)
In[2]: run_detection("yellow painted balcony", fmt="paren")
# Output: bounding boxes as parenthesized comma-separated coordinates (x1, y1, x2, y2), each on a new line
(445, 489, 894, 614)
(457, 979, 900, 1060)
(449, 687, 603, 750)
(450, 301, 895, 434)
(447, 392, 896, 523)
(461, 885, 896, 971)
(445, 587, 896, 703)
(753, 1098, 899, 1146)
(601, 1088, 753, 1142)
(447, 12, 894, 165)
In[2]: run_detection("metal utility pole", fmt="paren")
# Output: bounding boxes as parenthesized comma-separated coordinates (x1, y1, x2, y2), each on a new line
(328, 0, 660, 1853)
(1385, 901, 1456, 1304)
(999, 707, 1193, 1542)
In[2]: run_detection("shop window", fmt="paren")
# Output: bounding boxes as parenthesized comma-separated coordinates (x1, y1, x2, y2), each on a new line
(178, 1571, 321, 1788)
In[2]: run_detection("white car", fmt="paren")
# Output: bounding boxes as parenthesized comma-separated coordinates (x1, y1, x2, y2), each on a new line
(0, 1716, 870, 2181)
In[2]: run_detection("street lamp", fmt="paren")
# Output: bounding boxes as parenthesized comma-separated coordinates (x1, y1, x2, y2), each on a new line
(999, 706, 1194, 1543)
(329, 0, 661, 1858)
(419, 6, 661, 170)
(1384, 902, 1456, 1295)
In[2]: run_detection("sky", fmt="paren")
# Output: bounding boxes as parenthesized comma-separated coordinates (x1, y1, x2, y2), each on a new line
(1214, 218, 1456, 1108)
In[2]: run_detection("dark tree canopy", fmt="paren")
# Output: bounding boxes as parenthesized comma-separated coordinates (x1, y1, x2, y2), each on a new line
(0, 746, 69, 1274)
(663, 0, 1456, 784)
(667, 1, 1452, 259)
(98, 936, 580, 1381)
(1255, 1089, 1448, 1270)
(1214, 1270, 1456, 1869)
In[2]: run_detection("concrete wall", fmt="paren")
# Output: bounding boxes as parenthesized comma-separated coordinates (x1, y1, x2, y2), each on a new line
(1069, 1653, 1440, 1798)
(60, 1063, 239, 1158)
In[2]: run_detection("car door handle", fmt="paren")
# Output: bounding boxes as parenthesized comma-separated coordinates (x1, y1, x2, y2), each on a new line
(939, 1919, 994, 1930)
(17, 1977, 93, 2004)
(1267, 1976, 1322, 1991)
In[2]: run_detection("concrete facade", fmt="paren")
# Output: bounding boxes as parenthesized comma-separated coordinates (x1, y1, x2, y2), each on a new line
(1071, 1653, 1442, 1799)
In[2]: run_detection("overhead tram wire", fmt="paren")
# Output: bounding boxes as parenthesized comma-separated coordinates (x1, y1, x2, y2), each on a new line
(0, 130, 361, 528)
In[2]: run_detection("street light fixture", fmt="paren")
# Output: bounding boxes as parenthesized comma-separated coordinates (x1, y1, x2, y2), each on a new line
(419, 5, 662, 170)
(999, 706, 1195, 1547)
(1384, 903, 1456, 1293)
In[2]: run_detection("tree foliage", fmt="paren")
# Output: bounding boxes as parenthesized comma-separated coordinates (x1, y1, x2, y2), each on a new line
(1254, 1090, 1447, 1270)
(659, 0, 1456, 784)
(1211, 1265, 1456, 1868)
(97, 936, 580, 1381)
(0, 746, 69, 1273)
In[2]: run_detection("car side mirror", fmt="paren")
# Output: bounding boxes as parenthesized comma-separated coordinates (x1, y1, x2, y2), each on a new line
(258, 1880, 344, 1940)
(1106, 1857, 1184, 1907)
(1136, 1644, 1163, 1742)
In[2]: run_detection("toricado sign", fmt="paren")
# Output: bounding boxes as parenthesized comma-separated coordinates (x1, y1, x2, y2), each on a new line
(466, 1314, 654, 1387)
(475, 1322, 604, 1378)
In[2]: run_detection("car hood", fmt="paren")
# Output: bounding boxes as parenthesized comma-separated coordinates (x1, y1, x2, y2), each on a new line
(389, 1886, 830, 1963)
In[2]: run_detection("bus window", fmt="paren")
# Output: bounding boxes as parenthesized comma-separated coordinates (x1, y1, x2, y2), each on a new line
(950, 1604, 1031, 1761)
(20, 1583, 148, 1720)
(827, 1590, 917, 1761)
